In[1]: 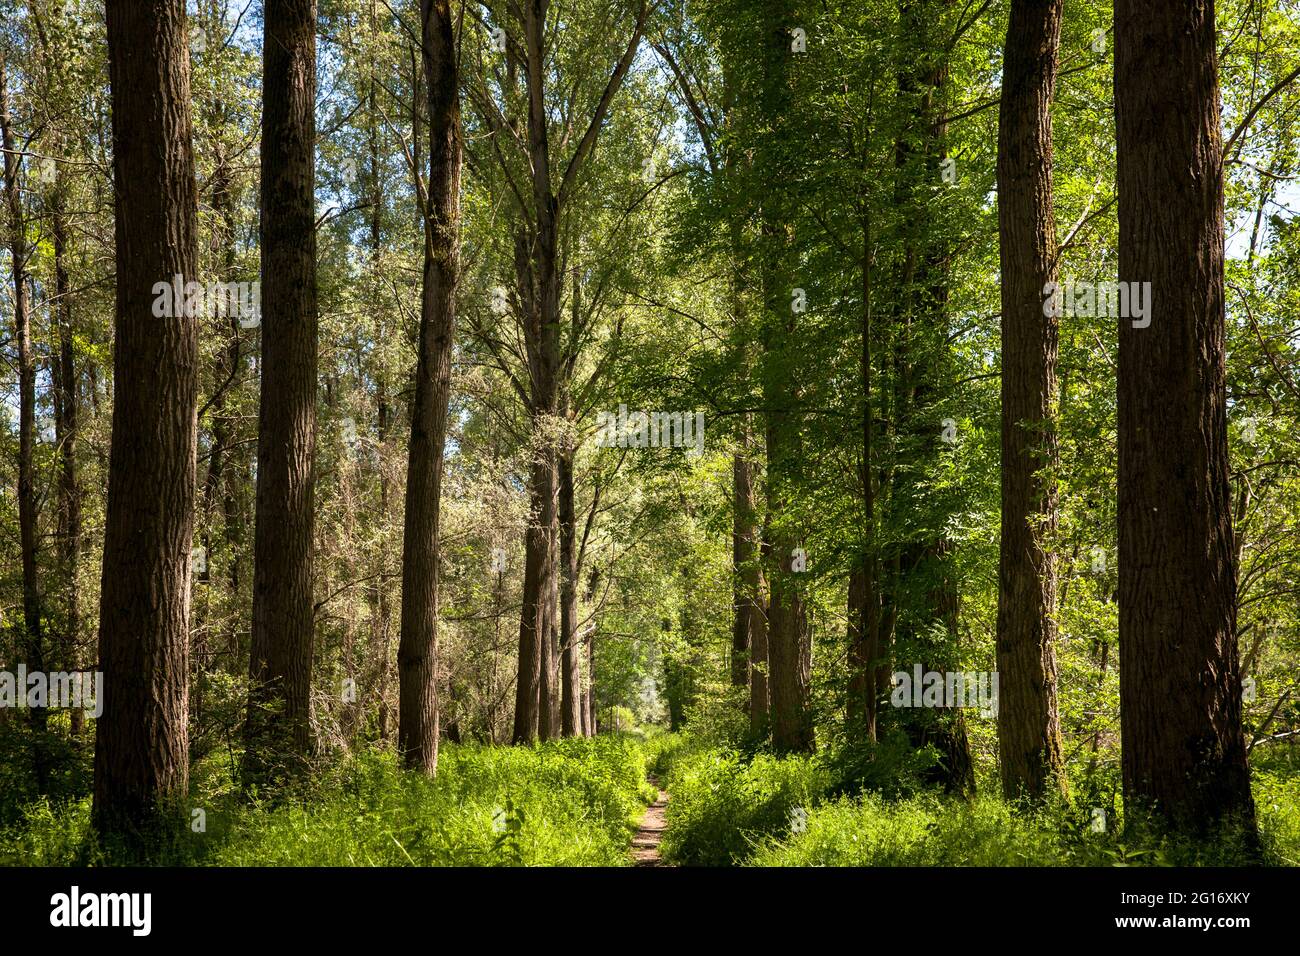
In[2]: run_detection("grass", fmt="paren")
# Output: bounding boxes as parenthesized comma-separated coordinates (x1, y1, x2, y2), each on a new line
(657, 739, 831, 866)
(653, 732, 1299, 867)
(3, 724, 1295, 868)
(0, 734, 656, 867)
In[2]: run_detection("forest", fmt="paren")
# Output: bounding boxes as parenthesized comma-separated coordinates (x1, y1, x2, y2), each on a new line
(0, 0, 1298, 881)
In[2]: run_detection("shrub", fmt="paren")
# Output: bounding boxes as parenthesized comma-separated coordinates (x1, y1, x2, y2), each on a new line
(659, 748, 830, 866)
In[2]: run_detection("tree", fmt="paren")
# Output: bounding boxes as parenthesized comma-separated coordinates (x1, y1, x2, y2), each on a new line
(398, 0, 462, 774)
(465, 0, 648, 744)
(994, 0, 1066, 802)
(0, 49, 46, 786)
(246, 0, 319, 781)
(94, 0, 198, 837)
(758, 0, 813, 755)
(1114, 0, 1256, 832)
(558, 443, 583, 736)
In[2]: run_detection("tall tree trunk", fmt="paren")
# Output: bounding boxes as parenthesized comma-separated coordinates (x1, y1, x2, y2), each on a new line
(848, 210, 881, 739)
(731, 453, 754, 692)
(758, 0, 812, 755)
(750, 522, 770, 736)
(558, 446, 583, 736)
(94, 0, 198, 836)
(538, 539, 560, 741)
(398, 0, 461, 774)
(763, 362, 812, 752)
(511, 0, 563, 744)
(512, 452, 552, 743)
(508, 0, 644, 744)
(52, 160, 82, 741)
(995, 0, 1067, 802)
(1114, 0, 1255, 833)
(1, 55, 47, 785)
(247, 0, 318, 780)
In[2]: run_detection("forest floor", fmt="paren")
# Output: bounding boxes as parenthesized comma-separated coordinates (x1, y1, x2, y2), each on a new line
(631, 776, 670, 866)
(2, 733, 1295, 867)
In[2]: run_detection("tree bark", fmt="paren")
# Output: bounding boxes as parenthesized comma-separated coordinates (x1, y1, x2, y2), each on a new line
(52, 160, 83, 741)
(510, 0, 563, 745)
(538, 536, 560, 741)
(247, 0, 318, 781)
(758, 0, 812, 755)
(995, 0, 1067, 802)
(512, 453, 553, 743)
(558, 447, 583, 736)
(848, 211, 881, 738)
(1114, 0, 1256, 833)
(94, 0, 197, 836)
(750, 522, 770, 736)
(731, 453, 756, 692)
(398, 0, 461, 774)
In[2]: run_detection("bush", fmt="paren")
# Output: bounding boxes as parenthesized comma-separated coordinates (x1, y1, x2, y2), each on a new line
(818, 727, 939, 800)
(659, 748, 830, 866)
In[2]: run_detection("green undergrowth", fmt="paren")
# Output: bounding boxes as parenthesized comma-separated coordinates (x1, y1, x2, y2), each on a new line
(0, 734, 656, 866)
(652, 731, 1299, 867)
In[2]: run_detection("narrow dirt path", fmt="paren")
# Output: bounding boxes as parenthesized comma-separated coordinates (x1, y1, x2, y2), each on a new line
(631, 777, 670, 867)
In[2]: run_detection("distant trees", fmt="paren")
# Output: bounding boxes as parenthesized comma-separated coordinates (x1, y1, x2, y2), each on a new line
(883, 0, 973, 796)
(1114, 0, 1255, 833)
(460, 0, 648, 744)
(245, 0, 319, 782)
(94, 0, 198, 836)
(0, 50, 44, 787)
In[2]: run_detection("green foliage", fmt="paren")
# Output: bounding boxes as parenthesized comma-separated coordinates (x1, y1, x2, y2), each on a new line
(646, 735, 1298, 867)
(0, 736, 653, 867)
(817, 727, 939, 800)
(749, 767, 1297, 868)
(1252, 759, 1300, 867)
(658, 746, 831, 866)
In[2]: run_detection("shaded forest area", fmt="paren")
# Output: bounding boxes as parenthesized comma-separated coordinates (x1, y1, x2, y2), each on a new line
(1, 0, 1299, 868)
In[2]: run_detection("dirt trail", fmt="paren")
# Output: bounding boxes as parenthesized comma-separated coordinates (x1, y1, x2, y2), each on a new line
(631, 778, 670, 867)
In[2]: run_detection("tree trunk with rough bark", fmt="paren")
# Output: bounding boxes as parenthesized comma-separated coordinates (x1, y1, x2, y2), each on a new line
(398, 0, 461, 774)
(247, 0, 319, 782)
(995, 0, 1067, 802)
(94, 0, 198, 838)
(1114, 0, 1256, 834)
(558, 447, 583, 736)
